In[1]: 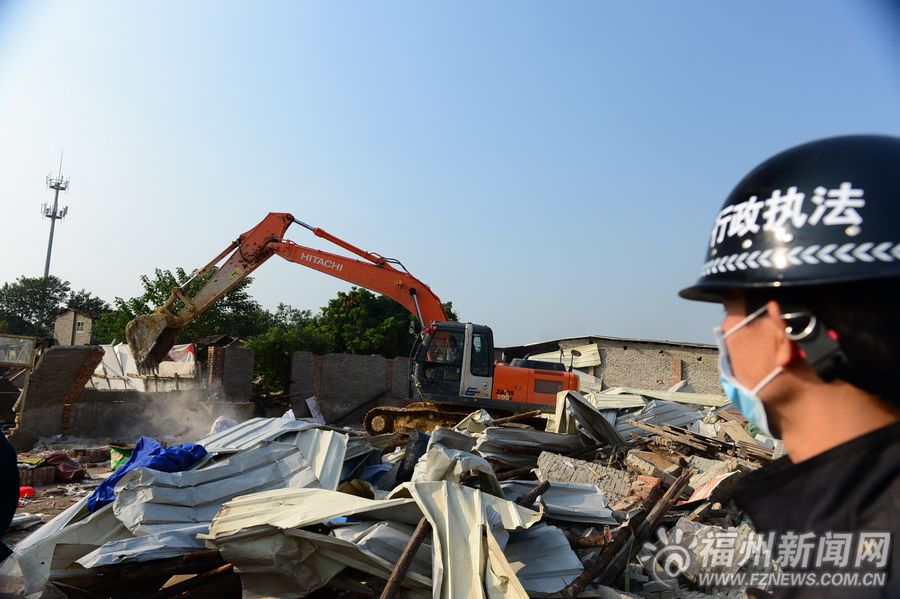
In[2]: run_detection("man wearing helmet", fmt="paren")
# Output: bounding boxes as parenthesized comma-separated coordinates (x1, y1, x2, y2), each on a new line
(681, 135, 900, 597)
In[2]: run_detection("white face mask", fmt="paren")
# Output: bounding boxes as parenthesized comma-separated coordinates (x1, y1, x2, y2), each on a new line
(714, 304, 783, 438)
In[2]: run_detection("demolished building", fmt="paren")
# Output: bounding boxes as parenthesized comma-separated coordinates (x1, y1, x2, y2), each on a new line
(3, 375, 784, 598)
(1, 329, 793, 598)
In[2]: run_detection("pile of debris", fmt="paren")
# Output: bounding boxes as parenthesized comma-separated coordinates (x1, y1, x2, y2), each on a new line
(8, 447, 111, 544)
(0, 389, 782, 598)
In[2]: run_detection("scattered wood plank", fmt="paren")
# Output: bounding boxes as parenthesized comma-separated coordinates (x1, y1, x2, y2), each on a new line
(626, 419, 774, 465)
(562, 468, 693, 598)
(514, 480, 550, 510)
(564, 527, 613, 548)
(379, 517, 431, 599)
(492, 410, 542, 425)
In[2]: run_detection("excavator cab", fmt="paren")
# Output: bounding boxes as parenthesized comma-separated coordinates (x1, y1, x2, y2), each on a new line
(412, 321, 580, 409)
(413, 322, 494, 402)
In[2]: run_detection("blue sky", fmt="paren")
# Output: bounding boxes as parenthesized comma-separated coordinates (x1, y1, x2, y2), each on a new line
(1, 1, 899, 345)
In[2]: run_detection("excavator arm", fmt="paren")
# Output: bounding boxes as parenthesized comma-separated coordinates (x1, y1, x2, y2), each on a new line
(126, 212, 448, 370)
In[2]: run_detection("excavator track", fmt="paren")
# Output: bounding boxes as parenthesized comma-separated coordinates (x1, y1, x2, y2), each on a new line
(364, 402, 484, 435)
(363, 401, 548, 435)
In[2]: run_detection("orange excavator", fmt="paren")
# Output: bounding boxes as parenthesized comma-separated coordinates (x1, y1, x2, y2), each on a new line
(125, 213, 578, 432)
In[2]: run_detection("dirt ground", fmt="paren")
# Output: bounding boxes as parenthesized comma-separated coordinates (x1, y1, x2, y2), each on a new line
(4, 464, 111, 546)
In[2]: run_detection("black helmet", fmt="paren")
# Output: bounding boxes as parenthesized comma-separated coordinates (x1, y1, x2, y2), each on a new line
(680, 135, 900, 302)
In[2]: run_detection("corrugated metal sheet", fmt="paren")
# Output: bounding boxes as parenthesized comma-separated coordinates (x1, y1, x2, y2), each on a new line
(288, 528, 433, 596)
(205, 487, 421, 541)
(203, 488, 427, 598)
(413, 444, 503, 497)
(501, 481, 616, 525)
(599, 408, 618, 426)
(603, 386, 726, 407)
(113, 439, 334, 535)
(573, 368, 604, 394)
(76, 524, 207, 568)
(216, 523, 433, 598)
(389, 481, 540, 599)
(503, 523, 584, 593)
(197, 416, 321, 452)
(564, 391, 627, 447)
(13, 426, 352, 583)
(585, 392, 646, 409)
(474, 427, 584, 467)
(529, 343, 602, 369)
(12, 502, 132, 594)
(297, 427, 349, 490)
(332, 521, 433, 578)
(206, 482, 542, 599)
(615, 399, 706, 438)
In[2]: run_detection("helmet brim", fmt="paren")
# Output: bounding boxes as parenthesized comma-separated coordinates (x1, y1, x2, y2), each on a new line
(680, 270, 900, 303)
(678, 284, 725, 303)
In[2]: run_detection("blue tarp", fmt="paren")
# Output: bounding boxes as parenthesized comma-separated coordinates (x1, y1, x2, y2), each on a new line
(87, 436, 207, 513)
(360, 463, 392, 485)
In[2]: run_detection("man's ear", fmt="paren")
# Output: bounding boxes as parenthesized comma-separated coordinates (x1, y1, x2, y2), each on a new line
(768, 300, 796, 368)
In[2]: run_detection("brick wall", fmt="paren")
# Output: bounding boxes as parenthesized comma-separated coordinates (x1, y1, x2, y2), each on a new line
(287, 338, 719, 425)
(9, 346, 104, 451)
(289, 351, 411, 423)
(208, 346, 254, 401)
(207, 346, 226, 386)
(557, 338, 720, 394)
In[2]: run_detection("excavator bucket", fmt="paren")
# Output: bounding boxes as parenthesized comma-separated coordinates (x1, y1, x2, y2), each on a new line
(125, 312, 181, 373)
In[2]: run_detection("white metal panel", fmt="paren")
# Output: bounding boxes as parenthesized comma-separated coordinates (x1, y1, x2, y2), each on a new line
(332, 520, 433, 578)
(603, 386, 727, 407)
(474, 427, 584, 467)
(112, 441, 325, 534)
(501, 481, 616, 525)
(390, 481, 540, 599)
(205, 487, 421, 540)
(76, 524, 207, 568)
(503, 523, 584, 593)
(197, 416, 321, 452)
(529, 343, 601, 369)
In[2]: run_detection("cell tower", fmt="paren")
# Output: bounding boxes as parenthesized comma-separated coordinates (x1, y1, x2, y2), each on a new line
(41, 152, 69, 278)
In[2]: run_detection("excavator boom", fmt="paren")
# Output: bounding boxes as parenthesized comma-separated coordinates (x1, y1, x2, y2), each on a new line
(126, 212, 447, 370)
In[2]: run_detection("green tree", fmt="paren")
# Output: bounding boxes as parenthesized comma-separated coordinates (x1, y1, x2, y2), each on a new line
(93, 267, 270, 344)
(317, 287, 458, 358)
(92, 310, 133, 345)
(0, 276, 107, 337)
(0, 276, 70, 336)
(67, 289, 111, 314)
(245, 304, 333, 394)
(245, 289, 457, 394)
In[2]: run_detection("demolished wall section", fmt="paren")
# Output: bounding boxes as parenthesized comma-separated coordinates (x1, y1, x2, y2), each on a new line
(290, 351, 410, 422)
(208, 346, 253, 401)
(66, 389, 255, 442)
(288, 351, 316, 406)
(9, 346, 103, 451)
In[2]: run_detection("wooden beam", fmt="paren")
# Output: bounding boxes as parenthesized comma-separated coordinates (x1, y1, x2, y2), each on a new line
(379, 517, 431, 599)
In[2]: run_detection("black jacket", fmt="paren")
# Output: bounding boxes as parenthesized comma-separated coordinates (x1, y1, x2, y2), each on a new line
(734, 421, 900, 598)
(0, 433, 18, 562)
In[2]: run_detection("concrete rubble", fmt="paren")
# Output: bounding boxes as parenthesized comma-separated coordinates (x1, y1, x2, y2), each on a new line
(1, 383, 782, 599)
